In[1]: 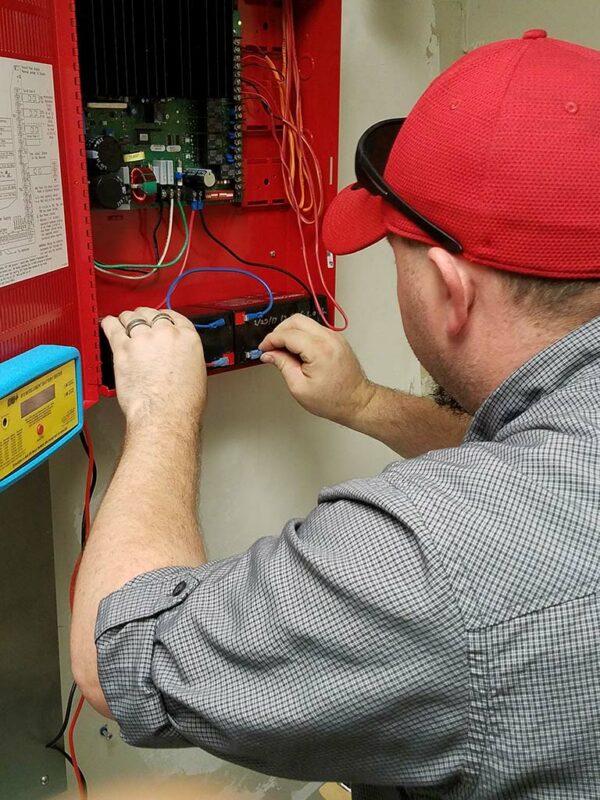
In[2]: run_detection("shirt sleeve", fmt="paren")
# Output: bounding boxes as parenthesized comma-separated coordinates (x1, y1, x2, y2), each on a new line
(95, 476, 469, 786)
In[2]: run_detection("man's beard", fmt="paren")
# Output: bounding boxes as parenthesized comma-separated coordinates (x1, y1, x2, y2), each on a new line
(431, 383, 468, 415)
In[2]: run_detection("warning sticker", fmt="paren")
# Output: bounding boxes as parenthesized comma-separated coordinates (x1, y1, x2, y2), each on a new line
(0, 57, 68, 289)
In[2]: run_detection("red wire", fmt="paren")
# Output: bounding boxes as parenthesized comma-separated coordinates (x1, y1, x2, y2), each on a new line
(68, 553, 82, 611)
(68, 694, 87, 799)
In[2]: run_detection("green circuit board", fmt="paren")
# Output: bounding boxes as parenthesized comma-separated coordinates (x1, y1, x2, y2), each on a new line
(85, 97, 241, 202)
(85, 99, 200, 164)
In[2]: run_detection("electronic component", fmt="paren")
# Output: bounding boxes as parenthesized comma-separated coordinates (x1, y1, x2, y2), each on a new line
(183, 169, 217, 191)
(130, 166, 158, 205)
(153, 159, 175, 189)
(0, 346, 84, 491)
(86, 135, 123, 174)
(231, 295, 328, 364)
(206, 189, 235, 203)
(123, 151, 146, 164)
(90, 174, 127, 210)
(76, 0, 243, 207)
(188, 310, 236, 366)
(99, 310, 236, 389)
(99, 294, 326, 388)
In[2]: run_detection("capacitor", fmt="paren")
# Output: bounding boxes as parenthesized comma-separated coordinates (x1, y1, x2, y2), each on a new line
(90, 174, 127, 209)
(183, 168, 217, 190)
(86, 135, 123, 174)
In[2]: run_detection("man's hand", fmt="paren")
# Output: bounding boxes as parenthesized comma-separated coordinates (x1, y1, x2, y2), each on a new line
(259, 314, 376, 427)
(260, 313, 470, 458)
(102, 307, 206, 430)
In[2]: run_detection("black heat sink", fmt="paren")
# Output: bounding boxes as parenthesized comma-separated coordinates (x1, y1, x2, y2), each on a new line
(75, 0, 234, 101)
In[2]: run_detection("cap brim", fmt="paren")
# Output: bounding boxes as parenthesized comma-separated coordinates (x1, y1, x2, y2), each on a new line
(323, 184, 387, 255)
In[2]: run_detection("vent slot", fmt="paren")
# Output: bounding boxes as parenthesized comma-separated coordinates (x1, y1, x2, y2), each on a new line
(75, 0, 234, 101)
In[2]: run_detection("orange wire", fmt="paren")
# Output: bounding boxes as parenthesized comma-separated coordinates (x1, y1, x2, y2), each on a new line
(242, 89, 348, 330)
(241, 0, 348, 330)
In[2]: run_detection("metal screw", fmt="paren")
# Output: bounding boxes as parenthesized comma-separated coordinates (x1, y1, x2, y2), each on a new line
(40, 776, 49, 786)
(270, 250, 277, 258)
(99, 725, 113, 740)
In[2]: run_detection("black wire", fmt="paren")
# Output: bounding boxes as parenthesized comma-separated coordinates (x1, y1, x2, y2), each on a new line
(45, 680, 89, 796)
(79, 430, 98, 548)
(47, 745, 88, 794)
(152, 197, 164, 263)
(45, 431, 96, 797)
(45, 681, 77, 748)
(198, 210, 313, 297)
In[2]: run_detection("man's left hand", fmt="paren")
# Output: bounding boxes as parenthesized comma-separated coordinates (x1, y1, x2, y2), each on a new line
(102, 307, 206, 431)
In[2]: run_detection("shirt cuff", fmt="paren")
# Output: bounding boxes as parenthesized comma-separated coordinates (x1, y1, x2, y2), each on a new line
(94, 566, 202, 747)
(95, 566, 200, 642)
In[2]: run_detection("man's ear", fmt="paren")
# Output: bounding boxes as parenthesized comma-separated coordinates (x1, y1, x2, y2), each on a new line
(427, 247, 475, 337)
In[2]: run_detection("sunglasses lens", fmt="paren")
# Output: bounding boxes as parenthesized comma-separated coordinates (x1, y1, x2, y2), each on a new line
(363, 120, 403, 176)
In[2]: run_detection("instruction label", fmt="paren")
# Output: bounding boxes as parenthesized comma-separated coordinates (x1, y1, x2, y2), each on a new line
(0, 57, 67, 289)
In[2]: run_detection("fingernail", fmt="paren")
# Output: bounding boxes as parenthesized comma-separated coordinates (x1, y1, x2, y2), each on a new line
(261, 354, 273, 363)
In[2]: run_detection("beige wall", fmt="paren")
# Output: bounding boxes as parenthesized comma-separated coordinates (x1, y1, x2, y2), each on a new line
(50, 0, 600, 794)
(463, 0, 600, 53)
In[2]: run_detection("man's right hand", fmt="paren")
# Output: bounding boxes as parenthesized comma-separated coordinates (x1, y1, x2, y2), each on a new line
(260, 313, 470, 459)
(259, 314, 376, 426)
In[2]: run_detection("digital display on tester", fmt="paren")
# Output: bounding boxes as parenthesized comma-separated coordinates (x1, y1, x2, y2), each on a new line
(20, 384, 56, 419)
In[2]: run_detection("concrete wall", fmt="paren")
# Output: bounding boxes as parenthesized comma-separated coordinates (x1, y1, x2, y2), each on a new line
(49, 1, 434, 794)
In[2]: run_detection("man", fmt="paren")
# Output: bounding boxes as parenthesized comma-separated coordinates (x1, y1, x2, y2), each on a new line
(72, 31, 600, 799)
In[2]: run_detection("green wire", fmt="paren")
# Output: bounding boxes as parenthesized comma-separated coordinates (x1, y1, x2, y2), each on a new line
(94, 199, 189, 270)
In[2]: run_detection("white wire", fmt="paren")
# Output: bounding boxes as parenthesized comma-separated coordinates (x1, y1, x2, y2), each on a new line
(94, 198, 175, 282)
(158, 198, 174, 265)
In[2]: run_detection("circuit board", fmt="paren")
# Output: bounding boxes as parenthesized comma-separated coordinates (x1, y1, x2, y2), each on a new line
(76, 0, 242, 209)
(85, 100, 202, 170)
(84, 96, 242, 207)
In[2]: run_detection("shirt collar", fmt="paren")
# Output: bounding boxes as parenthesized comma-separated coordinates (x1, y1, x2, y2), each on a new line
(465, 315, 600, 443)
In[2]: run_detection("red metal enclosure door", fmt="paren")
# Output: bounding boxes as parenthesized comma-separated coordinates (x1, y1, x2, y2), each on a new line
(0, 0, 100, 408)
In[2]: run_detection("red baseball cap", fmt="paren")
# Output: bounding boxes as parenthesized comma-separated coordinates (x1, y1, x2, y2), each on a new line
(323, 30, 600, 279)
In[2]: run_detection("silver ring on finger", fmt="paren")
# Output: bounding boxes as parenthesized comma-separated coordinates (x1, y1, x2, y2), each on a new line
(125, 318, 152, 337)
(151, 312, 176, 326)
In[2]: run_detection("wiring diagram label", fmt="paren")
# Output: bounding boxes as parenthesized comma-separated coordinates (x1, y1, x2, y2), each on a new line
(0, 57, 67, 289)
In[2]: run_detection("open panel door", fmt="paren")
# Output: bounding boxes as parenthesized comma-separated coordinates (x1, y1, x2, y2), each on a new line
(0, 0, 101, 408)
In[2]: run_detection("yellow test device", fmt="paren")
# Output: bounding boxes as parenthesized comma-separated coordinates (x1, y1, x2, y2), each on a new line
(0, 346, 83, 491)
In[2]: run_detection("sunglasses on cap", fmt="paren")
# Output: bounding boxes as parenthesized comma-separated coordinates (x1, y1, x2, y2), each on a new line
(354, 118, 463, 254)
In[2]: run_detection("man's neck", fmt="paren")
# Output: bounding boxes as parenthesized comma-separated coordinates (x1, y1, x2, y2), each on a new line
(459, 318, 586, 414)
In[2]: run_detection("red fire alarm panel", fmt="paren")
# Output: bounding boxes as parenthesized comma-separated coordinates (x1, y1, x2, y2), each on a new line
(0, 0, 342, 408)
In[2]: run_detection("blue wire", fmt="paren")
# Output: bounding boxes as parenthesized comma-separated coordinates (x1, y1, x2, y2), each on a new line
(165, 268, 274, 330)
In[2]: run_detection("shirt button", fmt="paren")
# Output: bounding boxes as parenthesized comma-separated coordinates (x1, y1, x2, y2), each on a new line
(172, 581, 187, 597)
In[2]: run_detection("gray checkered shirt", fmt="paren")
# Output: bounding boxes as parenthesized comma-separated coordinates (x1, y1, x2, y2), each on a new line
(96, 316, 600, 799)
